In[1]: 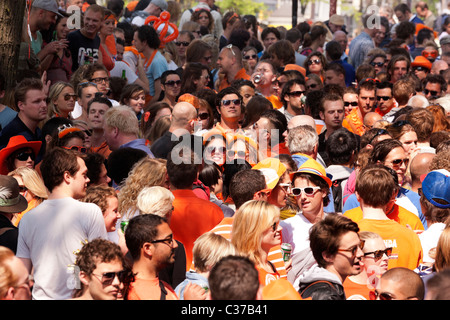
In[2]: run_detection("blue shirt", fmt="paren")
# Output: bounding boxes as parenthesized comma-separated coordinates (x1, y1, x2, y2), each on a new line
(146, 50, 168, 97)
(120, 138, 154, 158)
(348, 31, 374, 70)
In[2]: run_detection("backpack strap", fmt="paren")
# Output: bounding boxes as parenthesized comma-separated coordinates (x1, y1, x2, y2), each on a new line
(159, 279, 168, 300)
(299, 280, 335, 298)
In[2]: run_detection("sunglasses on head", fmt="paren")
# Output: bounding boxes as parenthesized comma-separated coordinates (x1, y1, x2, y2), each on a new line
(198, 112, 209, 120)
(175, 41, 190, 47)
(364, 247, 392, 262)
(92, 270, 128, 286)
(16, 151, 35, 161)
(368, 129, 388, 145)
(221, 99, 241, 106)
(164, 80, 181, 87)
(63, 145, 87, 153)
(243, 54, 257, 60)
(344, 101, 358, 107)
(377, 95, 391, 101)
(291, 186, 321, 196)
(307, 59, 321, 66)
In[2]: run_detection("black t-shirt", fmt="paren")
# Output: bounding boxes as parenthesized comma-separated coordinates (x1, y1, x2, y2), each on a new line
(67, 29, 101, 71)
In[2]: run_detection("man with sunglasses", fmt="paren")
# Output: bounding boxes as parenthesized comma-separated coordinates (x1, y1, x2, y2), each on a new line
(374, 81, 395, 117)
(422, 73, 447, 102)
(217, 44, 250, 91)
(372, 267, 424, 300)
(72, 238, 130, 300)
(125, 214, 180, 300)
(279, 79, 307, 122)
(16, 147, 108, 299)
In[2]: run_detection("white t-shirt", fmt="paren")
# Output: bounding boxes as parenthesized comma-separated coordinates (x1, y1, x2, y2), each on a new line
(280, 213, 315, 259)
(16, 197, 108, 300)
(419, 222, 446, 263)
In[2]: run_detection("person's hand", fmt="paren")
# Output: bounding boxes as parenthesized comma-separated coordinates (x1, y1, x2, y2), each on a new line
(284, 258, 292, 272)
(183, 282, 207, 300)
(40, 71, 51, 95)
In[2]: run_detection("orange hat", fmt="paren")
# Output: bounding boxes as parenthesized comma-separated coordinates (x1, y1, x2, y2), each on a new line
(411, 55, 432, 71)
(126, 0, 139, 11)
(252, 157, 286, 189)
(284, 64, 306, 77)
(262, 279, 304, 300)
(289, 158, 332, 188)
(415, 23, 438, 39)
(178, 93, 200, 109)
(0, 135, 42, 175)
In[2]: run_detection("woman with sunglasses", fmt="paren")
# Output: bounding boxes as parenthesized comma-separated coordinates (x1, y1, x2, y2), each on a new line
(280, 158, 332, 262)
(343, 231, 391, 300)
(231, 200, 283, 286)
(48, 124, 87, 155)
(7, 167, 47, 227)
(0, 135, 42, 176)
(47, 82, 77, 120)
(242, 46, 259, 76)
(304, 51, 326, 82)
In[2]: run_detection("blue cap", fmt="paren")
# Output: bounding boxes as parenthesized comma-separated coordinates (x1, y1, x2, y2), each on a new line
(422, 169, 450, 209)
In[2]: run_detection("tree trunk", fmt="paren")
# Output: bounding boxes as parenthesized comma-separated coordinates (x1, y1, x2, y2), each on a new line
(0, 0, 27, 89)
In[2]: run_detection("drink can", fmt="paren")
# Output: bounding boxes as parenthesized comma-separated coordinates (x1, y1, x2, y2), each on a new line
(120, 220, 129, 233)
(281, 243, 292, 262)
(253, 74, 262, 83)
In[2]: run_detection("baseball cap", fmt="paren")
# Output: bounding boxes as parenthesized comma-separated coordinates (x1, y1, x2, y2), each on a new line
(289, 158, 332, 188)
(32, 0, 64, 17)
(252, 158, 287, 190)
(421, 169, 450, 209)
(151, 0, 168, 11)
(0, 175, 28, 214)
(411, 55, 432, 70)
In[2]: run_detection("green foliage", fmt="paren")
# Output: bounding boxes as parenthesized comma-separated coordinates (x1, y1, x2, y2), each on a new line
(215, 0, 267, 16)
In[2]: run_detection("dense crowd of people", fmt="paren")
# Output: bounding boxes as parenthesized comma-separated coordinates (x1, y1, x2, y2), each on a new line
(1, 0, 450, 302)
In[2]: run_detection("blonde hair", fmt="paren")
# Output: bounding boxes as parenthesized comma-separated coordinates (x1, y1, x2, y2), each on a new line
(118, 158, 168, 218)
(193, 232, 238, 273)
(82, 184, 117, 214)
(0, 247, 17, 298)
(8, 167, 48, 202)
(136, 186, 174, 218)
(435, 227, 450, 272)
(104, 105, 140, 136)
(47, 81, 74, 119)
(231, 200, 280, 266)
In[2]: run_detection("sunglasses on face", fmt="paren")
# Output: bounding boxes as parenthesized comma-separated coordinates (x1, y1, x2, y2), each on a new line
(422, 51, 438, 59)
(307, 59, 321, 66)
(164, 80, 181, 87)
(424, 89, 439, 96)
(63, 93, 77, 101)
(377, 95, 391, 101)
(92, 270, 128, 286)
(288, 91, 305, 97)
(221, 99, 241, 106)
(90, 77, 109, 84)
(369, 290, 395, 301)
(364, 247, 393, 262)
(291, 186, 321, 196)
(344, 101, 358, 107)
(63, 145, 87, 153)
(270, 221, 279, 232)
(175, 41, 190, 47)
(337, 240, 365, 256)
(307, 83, 318, 90)
(389, 158, 409, 167)
(16, 152, 35, 161)
(227, 150, 247, 158)
(243, 54, 257, 60)
(198, 112, 209, 120)
(413, 66, 429, 72)
(370, 62, 384, 67)
(205, 146, 226, 154)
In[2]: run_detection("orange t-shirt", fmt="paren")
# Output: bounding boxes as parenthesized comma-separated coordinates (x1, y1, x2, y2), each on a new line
(343, 278, 372, 300)
(170, 189, 224, 271)
(344, 205, 424, 231)
(127, 278, 178, 300)
(257, 264, 281, 286)
(357, 219, 423, 270)
(208, 217, 288, 279)
(218, 68, 251, 91)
